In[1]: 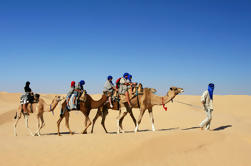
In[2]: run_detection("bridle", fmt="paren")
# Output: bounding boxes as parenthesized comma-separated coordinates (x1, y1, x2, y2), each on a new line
(162, 97, 168, 111)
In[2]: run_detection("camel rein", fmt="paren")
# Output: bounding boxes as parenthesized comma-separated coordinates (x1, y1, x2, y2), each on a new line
(174, 100, 203, 109)
(162, 97, 168, 111)
(50, 105, 54, 116)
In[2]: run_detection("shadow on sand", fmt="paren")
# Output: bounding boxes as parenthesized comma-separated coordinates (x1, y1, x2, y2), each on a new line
(182, 126, 201, 130)
(182, 125, 232, 131)
(213, 125, 232, 131)
(42, 132, 77, 136)
(43, 127, 182, 135)
(106, 127, 179, 134)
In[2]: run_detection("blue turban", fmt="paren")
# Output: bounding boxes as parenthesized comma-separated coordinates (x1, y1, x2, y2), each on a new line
(208, 83, 214, 100)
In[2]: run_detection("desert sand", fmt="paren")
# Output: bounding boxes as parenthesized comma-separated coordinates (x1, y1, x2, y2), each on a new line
(0, 92, 250, 166)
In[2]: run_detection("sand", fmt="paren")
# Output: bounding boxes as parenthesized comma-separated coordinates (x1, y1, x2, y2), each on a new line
(0, 92, 250, 166)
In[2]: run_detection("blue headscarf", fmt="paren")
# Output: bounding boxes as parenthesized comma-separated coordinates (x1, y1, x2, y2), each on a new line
(128, 74, 132, 82)
(123, 73, 129, 79)
(208, 83, 214, 100)
(79, 80, 85, 86)
(107, 75, 113, 80)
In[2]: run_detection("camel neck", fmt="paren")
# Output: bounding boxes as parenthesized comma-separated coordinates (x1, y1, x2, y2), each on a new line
(90, 94, 107, 109)
(49, 101, 58, 111)
(151, 93, 175, 106)
(42, 99, 58, 112)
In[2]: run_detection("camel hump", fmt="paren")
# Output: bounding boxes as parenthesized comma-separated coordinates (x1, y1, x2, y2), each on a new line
(144, 88, 157, 94)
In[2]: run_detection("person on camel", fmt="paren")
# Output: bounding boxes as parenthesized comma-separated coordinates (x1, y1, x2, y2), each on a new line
(71, 80, 85, 110)
(60, 81, 76, 116)
(21, 81, 33, 114)
(66, 81, 75, 106)
(103, 75, 117, 108)
(118, 73, 132, 108)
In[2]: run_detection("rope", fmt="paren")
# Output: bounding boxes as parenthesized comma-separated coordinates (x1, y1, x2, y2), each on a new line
(50, 105, 54, 116)
(174, 100, 203, 109)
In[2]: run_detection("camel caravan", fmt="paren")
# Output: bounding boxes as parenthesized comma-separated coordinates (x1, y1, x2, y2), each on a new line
(14, 73, 184, 136)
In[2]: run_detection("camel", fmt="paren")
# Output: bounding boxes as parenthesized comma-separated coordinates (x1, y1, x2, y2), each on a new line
(91, 86, 183, 133)
(57, 92, 108, 136)
(14, 95, 63, 136)
(91, 83, 154, 134)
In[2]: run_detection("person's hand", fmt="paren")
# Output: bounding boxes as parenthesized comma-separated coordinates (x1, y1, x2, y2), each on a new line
(201, 101, 205, 105)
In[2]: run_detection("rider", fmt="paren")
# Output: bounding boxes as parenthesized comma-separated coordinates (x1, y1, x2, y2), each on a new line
(22, 81, 32, 114)
(103, 75, 117, 108)
(72, 80, 85, 109)
(66, 81, 75, 106)
(119, 73, 132, 107)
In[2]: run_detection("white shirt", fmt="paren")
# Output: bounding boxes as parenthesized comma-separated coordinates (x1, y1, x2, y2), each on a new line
(201, 90, 213, 109)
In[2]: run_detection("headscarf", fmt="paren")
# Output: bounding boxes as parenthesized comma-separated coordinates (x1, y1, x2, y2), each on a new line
(208, 83, 215, 100)
(79, 80, 85, 86)
(71, 81, 75, 87)
(107, 76, 113, 80)
(25, 81, 30, 86)
(128, 74, 132, 82)
(123, 73, 129, 79)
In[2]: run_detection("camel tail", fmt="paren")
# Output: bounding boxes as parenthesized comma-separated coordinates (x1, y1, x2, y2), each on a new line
(14, 112, 17, 119)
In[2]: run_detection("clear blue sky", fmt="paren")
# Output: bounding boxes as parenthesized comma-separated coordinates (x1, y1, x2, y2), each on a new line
(0, 0, 250, 95)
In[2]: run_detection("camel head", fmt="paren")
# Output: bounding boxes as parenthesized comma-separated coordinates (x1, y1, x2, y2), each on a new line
(167, 87, 184, 97)
(138, 83, 145, 93)
(52, 96, 65, 104)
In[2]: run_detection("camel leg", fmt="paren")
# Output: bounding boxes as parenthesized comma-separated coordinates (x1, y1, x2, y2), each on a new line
(119, 111, 128, 133)
(24, 114, 34, 136)
(101, 109, 109, 133)
(128, 109, 137, 127)
(91, 108, 102, 134)
(148, 107, 155, 131)
(65, 111, 73, 135)
(82, 115, 92, 134)
(14, 113, 21, 136)
(83, 111, 91, 134)
(116, 109, 122, 134)
(135, 108, 146, 133)
(34, 114, 41, 136)
(37, 115, 45, 136)
(57, 112, 65, 136)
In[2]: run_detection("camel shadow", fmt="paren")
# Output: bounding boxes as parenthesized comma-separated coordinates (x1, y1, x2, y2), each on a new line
(107, 128, 179, 134)
(157, 127, 179, 131)
(42, 132, 77, 136)
(182, 126, 200, 130)
(106, 130, 151, 134)
(213, 125, 232, 131)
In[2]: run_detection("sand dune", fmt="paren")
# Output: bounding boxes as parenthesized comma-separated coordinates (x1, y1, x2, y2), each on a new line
(0, 92, 250, 166)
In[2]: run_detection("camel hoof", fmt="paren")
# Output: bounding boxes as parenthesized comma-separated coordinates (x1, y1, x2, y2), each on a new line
(134, 128, 138, 133)
(82, 131, 87, 134)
